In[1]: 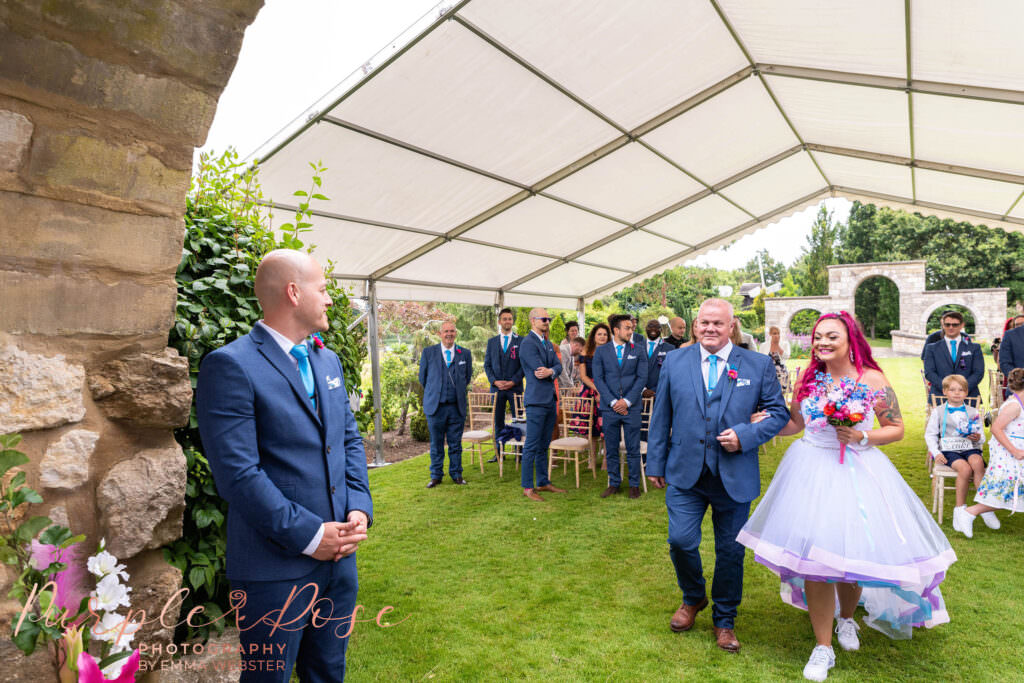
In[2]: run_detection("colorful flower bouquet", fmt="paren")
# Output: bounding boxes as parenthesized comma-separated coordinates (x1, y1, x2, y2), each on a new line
(955, 415, 981, 438)
(806, 372, 885, 463)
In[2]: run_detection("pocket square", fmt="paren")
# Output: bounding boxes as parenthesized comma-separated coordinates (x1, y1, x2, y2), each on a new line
(736, 378, 751, 387)
(961, 351, 972, 356)
(459, 360, 466, 365)
(627, 354, 637, 360)
(326, 375, 342, 390)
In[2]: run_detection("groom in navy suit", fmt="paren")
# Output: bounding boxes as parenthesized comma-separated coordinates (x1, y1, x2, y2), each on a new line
(484, 307, 523, 459)
(647, 298, 787, 653)
(197, 249, 372, 682)
(592, 313, 648, 498)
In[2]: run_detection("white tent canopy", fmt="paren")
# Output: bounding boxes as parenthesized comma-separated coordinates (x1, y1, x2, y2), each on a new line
(256, 0, 1024, 311)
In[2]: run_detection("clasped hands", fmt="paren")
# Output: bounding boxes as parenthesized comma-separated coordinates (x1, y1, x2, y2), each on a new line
(312, 510, 369, 562)
(534, 367, 554, 379)
(494, 380, 516, 390)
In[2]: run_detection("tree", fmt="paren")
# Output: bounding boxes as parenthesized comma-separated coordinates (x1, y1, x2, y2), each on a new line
(514, 307, 531, 336)
(794, 205, 840, 295)
(549, 315, 566, 344)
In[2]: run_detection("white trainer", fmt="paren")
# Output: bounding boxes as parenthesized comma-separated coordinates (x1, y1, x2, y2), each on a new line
(803, 645, 836, 681)
(835, 617, 860, 651)
(952, 505, 975, 538)
(981, 511, 1001, 529)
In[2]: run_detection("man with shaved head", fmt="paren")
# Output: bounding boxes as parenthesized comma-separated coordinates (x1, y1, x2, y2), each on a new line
(517, 308, 567, 501)
(197, 248, 372, 681)
(665, 317, 688, 349)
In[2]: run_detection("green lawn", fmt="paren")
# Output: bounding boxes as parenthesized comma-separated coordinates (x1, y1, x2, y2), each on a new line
(867, 337, 893, 348)
(346, 358, 1024, 682)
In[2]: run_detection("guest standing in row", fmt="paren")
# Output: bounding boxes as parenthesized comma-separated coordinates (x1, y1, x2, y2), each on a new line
(485, 307, 523, 463)
(519, 308, 567, 501)
(420, 321, 472, 488)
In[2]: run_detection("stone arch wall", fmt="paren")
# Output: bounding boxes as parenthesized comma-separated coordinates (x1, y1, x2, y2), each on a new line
(0, 2, 264, 678)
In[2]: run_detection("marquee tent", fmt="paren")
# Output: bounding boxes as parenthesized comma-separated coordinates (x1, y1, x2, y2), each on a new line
(252, 0, 1024, 461)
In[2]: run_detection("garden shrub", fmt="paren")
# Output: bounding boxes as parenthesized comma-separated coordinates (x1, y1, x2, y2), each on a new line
(410, 410, 430, 442)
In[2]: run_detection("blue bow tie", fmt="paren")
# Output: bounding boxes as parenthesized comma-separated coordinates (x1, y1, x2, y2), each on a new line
(947, 405, 967, 413)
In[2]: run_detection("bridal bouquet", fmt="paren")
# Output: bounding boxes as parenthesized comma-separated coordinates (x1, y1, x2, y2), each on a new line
(806, 372, 884, 463)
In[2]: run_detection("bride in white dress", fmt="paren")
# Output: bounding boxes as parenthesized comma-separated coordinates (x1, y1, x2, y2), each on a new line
(739, 312, 955, 681)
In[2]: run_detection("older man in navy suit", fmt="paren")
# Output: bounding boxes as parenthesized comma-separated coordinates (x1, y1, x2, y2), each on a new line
(592, 313, 649, 499)
(484, 307, 523, 461)
(518, 308, 567, 501)
(923, 310, 984, 398)
(647, 298, 788, 653)
(197, 249, 372, 682)
(419, 320, 473, 488)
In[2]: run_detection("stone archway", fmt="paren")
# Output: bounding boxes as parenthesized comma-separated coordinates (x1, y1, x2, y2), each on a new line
(765, 261, 1008, 355)
(0, 2, 265, 677)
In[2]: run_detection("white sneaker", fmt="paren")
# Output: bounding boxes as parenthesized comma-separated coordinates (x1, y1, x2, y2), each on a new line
(803, 645, 836, 681)
(952, 506, 975, 538)
(981, 511, 1001, 529)
(835, 617, 860, 651)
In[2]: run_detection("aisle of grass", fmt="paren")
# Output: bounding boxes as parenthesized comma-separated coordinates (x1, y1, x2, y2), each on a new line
(346, 357, 1024, 682)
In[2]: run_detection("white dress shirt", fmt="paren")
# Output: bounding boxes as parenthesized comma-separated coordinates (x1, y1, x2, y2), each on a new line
(700, 341, 733, 390)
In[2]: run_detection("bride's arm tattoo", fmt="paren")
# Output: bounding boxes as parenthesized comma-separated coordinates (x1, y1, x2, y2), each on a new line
(879, 387, 902, 422)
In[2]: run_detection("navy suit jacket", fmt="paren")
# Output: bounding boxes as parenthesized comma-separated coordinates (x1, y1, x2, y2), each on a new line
(591, 340, 648, 413)
(643, 338, 670, 392)
(924, 337, 984, 397)
(921, 330, 970, 360)
(999, 325, 1024, 378)
(196, 325, 373, 581)
(646, 344, 788, 503)
(484, 333, 524, 392)
(419, 344, 473, 417)
(518, 332, 561, 406)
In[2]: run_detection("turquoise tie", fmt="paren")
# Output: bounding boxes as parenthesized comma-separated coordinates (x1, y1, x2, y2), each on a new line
(648, 340, 655, 356)
(708, 354, 719, 394)
(502, 336, 509, 353)
(445, 348, 452, 365)
(951, 339, 958, 361)
(289, 343, 316, 405)
(616, 345, 623, 365)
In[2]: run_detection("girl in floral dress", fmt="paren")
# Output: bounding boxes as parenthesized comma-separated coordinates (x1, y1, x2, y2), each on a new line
(957, 367, 1024, 536)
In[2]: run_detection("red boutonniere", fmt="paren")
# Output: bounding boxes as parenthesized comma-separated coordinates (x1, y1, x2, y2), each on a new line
(456, 347, 462, 354)
(727, 365, 738, 380)
(311, 333, 325, 349)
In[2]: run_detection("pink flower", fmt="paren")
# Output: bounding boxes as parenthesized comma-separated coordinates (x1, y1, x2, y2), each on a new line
(77, 650, 139, 683)
(727, 367, 738, 380)
(311, 334, 325, 349)
(29, 541, 88, 613)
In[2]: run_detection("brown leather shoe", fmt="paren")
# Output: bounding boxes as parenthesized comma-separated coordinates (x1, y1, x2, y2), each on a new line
(713, 626, 741, 652)
(536, 484, 565, 493)
(523, 488, 544, 501)
(426, 479, 441, 489)
(669, 597, 708, 632)
(628, 486, 641, 499)
(600, 485, 621, 498)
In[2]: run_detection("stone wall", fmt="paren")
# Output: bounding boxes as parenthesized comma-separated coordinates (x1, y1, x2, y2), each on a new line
(0, 2, 263, 680)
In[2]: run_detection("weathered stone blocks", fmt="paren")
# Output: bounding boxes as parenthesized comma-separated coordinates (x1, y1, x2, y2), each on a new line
(39, 428, 99, 490)
(0, 109, 32, 172)
(89, 348, 192, 428)
(0, 344, 85, 433)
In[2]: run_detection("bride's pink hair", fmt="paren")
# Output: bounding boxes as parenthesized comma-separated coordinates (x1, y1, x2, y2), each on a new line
(795, 311, 882, 400)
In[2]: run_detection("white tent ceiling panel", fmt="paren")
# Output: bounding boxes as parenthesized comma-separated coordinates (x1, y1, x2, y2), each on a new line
(719, 153, 825, 217)
(258, 124, 519, 233)
(642, 77, 798, 186)
(815, 153, 913, 200)
(307, 217, 436, 278)
(461, 0, 749, 130)
(544, 142, 704, 223)
(914, 168, 1023, 216)
(643, 194, 751, 246)
(458, 195, 623, 258)
(913, 94, 1024, 176)
(716, 0, 905, 78)
(328, 20, 618, 185)
(765, 76, 910, 157)
(913, 2, 1024, 92)
(503, 292, 580, 310)
(372, 281, 496, 306)
(581, 230, 687, 272)
(388, 240, 554, 289)
(516, 262, 629, 299)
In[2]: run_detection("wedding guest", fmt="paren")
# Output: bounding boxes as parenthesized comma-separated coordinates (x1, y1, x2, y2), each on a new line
(664, 317, 688, 349)
(518, 308, 566, 501)
(578, 324, 611, 443)
(920, 310, 973, 360)
(563, 336, 584, 387)
(923, 311, 984, 398)
(420, 320, 473, 487)
(484, 308, 523, 463)
(732, 316, 756, 350)
(643, 319, 669, 399)
(559, 320, 579, 386)
(925, 374, 986, 514)
(759, 326, 792, 394)
(957, 368, 1024, 536)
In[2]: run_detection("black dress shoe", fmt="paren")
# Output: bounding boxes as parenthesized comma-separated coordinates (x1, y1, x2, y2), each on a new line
(452, 478, 469, 485)
(426, 479, 441, 489)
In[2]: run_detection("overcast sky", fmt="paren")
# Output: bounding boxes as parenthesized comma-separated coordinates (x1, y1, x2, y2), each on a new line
(200, 0, 850, 273)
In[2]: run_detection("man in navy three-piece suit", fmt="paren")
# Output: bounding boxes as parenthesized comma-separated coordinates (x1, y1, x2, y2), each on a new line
(197, 250, 372, 682)
(592, 313, 648, 499)
(419, 320, 473, 488)
(484, 307, 523, 460)
(923, 310, 984, 398)
(646, 298, 788, 654)
(518, 308, 567, 501)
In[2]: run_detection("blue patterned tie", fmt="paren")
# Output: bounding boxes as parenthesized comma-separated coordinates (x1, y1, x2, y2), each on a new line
(445, 348, 452, 366)
(708, 354, 718, 394)
(289, 344, 315, 405)
(616, 344, 623, 366)
(950, 339, 958, 361)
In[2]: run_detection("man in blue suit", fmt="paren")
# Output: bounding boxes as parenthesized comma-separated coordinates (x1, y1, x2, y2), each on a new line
(999, 318, 1024, 381)
(642, 319, 670, 442)
(592, 314, 648, 499)
(518, 308, 567, 501)
(647, 298, 788, 653)
(484, 307, 523, 462)
(197, 250, 372, 682)
(923, 310, 985, 398)
(419, 320, 473, 488)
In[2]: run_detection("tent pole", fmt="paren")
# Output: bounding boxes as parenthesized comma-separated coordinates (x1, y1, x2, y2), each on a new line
(367, 279, 386, 468)
(576, 297, 585, 336)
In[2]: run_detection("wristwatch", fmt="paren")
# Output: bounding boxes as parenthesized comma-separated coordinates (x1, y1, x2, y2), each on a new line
(858, 430, 870, 446)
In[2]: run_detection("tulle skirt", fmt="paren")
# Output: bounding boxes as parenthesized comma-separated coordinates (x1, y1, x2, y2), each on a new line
(737, 436, 956, 638)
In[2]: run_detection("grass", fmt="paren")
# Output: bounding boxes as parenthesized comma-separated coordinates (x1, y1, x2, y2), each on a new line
(867, 337, 894, 348)
(345, 357, 1024, 682)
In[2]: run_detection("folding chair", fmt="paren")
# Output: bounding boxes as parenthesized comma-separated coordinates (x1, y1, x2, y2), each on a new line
(496, 393, 526, 479)
(927, 394, 982, 522)
(463, 392, 495, 474)
(549, 395, 596, 488)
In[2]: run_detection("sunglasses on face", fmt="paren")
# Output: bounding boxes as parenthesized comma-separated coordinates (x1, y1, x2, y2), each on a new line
(942, 321, 961, 327)
(533, 317, 552, 323)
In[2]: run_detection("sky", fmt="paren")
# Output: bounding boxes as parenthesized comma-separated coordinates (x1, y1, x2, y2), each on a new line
(201, 0, 851, 274)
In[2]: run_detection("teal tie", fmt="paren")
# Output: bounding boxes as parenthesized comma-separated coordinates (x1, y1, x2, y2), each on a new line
(616, 344, 623, 365)
(289, 343, 316, 405)
(950, 339, 958, 361)
(502, 335, 509, 353)
(708, 354, 719, 394)
(648, 340, 655, 356)
(445, 348, 452, 365)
